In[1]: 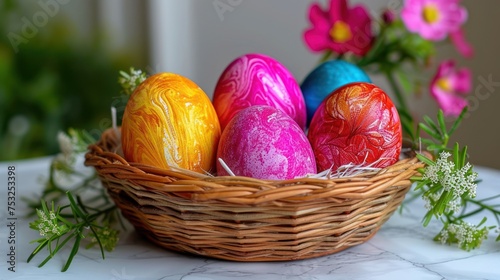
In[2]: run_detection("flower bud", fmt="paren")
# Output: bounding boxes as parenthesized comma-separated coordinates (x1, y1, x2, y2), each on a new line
(382, 9, 396, 24)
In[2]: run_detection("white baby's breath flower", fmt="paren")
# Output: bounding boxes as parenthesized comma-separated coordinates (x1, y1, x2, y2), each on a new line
(437, 221, 489, 251)
(439, 229, 449, 244)
(31, 208, 68, 240)
(422, 151, 478, 213)
(118, 67, 147, 95)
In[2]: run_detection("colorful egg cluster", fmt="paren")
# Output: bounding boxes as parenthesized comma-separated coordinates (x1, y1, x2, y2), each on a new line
(121, 54, 402, 180)
(213, 53, 307, 131)
(121, 73, 221, 173)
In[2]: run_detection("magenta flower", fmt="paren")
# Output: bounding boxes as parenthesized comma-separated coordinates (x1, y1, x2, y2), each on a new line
(401, 0, 467, 41)
(303, 0, 373, 56)
(430, 60, 471, 117)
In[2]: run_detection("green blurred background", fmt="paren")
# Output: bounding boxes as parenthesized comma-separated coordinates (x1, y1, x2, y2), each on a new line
(0, 0, 148, 160)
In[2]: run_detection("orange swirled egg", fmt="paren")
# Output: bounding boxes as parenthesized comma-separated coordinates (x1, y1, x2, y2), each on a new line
(121, 72, 221, 173)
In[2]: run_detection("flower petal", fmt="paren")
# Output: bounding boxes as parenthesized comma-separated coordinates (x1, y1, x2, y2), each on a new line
(304, 29, 331, 52)
(450, 29, 474, 58)
(328, 0, 348, 21)
(431, 88, 468, 117)
(346, 6, 373, 55)
(309, 3, 330, 30)
(451, 68, 472, 94)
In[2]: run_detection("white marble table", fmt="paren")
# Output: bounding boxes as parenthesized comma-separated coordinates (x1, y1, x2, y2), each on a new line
(1, 157, 499, 280)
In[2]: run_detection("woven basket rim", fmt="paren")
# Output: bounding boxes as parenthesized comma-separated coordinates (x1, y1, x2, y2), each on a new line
(84, 128, 424, 205)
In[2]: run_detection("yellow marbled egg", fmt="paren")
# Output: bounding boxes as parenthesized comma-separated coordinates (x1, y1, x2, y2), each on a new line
(121, 72, 221, 173)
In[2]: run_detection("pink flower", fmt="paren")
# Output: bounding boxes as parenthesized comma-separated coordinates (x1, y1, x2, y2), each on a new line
(303, 0, 373, 56)
(401, 0, 467, 41)
(430, 60, 471, 117)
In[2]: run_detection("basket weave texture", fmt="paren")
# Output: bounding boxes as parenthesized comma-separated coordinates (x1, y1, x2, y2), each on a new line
(84, 128, 423, 261)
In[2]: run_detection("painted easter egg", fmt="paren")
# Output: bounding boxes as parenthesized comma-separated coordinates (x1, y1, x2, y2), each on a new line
(213, 53, 307, 131)
(121, 72, 221, 173)
(217, 105, 316, 180)
(301, 60, 371, 124)
(308, 82, 402, 172)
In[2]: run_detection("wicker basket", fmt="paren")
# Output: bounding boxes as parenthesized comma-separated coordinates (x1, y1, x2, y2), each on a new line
(84, 127, 423, 261)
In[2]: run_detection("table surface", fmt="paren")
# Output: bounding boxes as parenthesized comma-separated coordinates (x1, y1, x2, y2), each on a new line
(0, 156, 499, 280)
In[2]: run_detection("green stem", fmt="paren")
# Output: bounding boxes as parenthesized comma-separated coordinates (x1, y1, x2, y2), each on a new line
(88, 205, 117, 220)
(459, 198, 500, 225)
(319, 50, 332, 64)
(385, 70, 417, 142)
(385, 70, 410, 116)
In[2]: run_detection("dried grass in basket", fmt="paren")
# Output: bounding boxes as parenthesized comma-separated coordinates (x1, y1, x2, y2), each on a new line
(84, 127, 424, 261)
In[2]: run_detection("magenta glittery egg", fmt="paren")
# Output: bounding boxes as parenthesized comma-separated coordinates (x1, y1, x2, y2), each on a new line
(217, 106, 316, 180)
(213, 53, 307, 131)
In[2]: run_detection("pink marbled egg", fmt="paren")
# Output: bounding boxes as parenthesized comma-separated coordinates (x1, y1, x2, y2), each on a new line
(217, 105, 316, 180)
(213, 53, 307, 131)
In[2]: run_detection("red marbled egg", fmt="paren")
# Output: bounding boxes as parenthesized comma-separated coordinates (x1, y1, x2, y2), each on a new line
(308, 82, 402, 172)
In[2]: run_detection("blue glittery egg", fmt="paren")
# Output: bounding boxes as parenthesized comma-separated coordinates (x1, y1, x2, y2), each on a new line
(301, 60, 371, 124)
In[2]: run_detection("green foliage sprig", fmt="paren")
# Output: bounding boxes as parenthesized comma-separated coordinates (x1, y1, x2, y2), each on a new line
(25, 128, 122, 271)
(24, 68, 146, 271)
(411, 110, 500, 250)
(28, 193, 119, 272)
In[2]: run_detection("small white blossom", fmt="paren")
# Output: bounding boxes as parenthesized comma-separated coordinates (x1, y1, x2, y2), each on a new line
(118, 68, 147, 95)
(439, 229, 449, 244)
(32, 208, 67, 240)
(438, 221, 489, 251)
(422, 151, 478, 213)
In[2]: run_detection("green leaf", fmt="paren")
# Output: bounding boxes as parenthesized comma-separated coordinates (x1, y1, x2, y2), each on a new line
(426, 144, 443, 153)
(453, 143, 460, 168)
(460, 145, 468, 168)
(37, 233, 75, 268)
(437, 110, 448, 139)
(477, 217, 488, 227)
(27, 239, 50, 263)
(62, 235, 82, 272)
(89, 225, 106, 260)
(422, 211, 434, 227)
(402, 118, 416, 142)
(66, 192, 86, 219)
(423, 115, 441, 134)
(416, 153, 435, 166)
(396, 70, 413, 93)
(419, 123, 442, 140)
(448, 107, 467, 136)
(414, 180, 430, 191)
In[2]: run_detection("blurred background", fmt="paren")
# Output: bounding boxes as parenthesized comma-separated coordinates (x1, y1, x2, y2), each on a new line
(1, 0, 499, 169)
